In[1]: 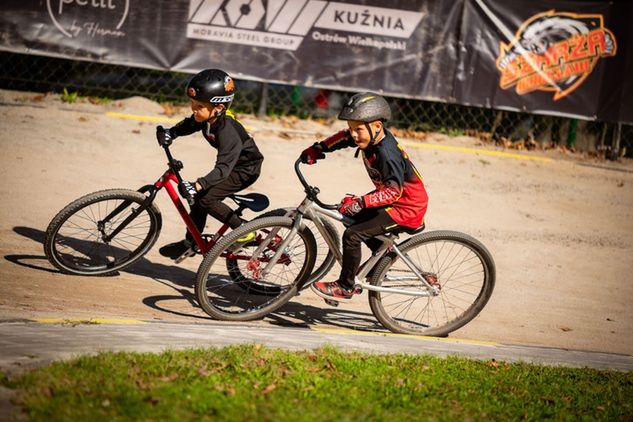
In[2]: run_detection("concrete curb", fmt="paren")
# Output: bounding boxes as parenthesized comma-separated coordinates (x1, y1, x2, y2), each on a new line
(1, 319, 631, 375)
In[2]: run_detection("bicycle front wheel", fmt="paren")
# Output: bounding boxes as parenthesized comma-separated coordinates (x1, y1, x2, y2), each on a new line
(195, 216, 316, 321)
(368, 230, 495, 337)
(44, 189, 162, 276)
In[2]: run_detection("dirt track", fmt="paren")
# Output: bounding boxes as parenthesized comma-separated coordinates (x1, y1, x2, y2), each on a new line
(1, 89, 632, 355)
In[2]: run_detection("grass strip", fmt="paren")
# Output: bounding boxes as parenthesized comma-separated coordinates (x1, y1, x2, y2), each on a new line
(2, 344, 632, 421)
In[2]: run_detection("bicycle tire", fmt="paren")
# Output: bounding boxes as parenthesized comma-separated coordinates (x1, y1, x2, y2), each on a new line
(368, 230, 495, 337)
(44, 189, 162, 276)
(256, 207, 339, 285)
(196, 216, 316, 321)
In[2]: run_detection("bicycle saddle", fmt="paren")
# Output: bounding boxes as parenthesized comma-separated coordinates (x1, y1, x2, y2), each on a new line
(401, 222, 425, 235)
(384, 223, 426, 237)
(229, 193, 270, 212)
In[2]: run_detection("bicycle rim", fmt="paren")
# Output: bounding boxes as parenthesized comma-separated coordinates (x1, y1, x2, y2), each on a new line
(368, 230, 495, 336)
(196, 216, 316, 321)
(44, 189, 161, 276)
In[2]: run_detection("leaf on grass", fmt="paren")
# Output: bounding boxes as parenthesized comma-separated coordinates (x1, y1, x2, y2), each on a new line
(198, 365, 209, 377)
(487, 359, 500, 368)
(136, 379, 152, 390)
(209, 362, 228, 373)
(159, 373, 178, 382)
(144, 396, 161, 405)
(215, 385, 236, 396)
(40, 386, 55, 398)
(262, 384, 277, 395)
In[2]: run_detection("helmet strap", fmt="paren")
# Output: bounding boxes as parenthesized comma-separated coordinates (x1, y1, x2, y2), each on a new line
(365, 122, 384, 146)
(364, 122, 375, 146)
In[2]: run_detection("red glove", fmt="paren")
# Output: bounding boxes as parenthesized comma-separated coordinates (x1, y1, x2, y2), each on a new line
(300, 142, 325, 165)
(338, 195, 364, 216)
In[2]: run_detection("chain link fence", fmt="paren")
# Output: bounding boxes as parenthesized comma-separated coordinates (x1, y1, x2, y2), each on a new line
(1, 51, 631, 158)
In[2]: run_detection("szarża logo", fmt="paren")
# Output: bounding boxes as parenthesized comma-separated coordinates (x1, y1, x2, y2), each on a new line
(496, 10, 616, 100)
(186, 0, 423, 51)
(46, 0, 129, 38)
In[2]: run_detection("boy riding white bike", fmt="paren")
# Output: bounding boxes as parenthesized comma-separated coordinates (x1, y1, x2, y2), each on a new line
(300, 92, 429, 301)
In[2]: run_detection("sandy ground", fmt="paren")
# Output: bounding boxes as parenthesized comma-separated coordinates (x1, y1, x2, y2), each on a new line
(0, 89, 632, 356)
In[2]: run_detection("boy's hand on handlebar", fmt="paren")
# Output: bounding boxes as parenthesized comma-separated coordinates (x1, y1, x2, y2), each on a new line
(178, 180, 198, 199)
(156, 125, 175, 147)
(338, 195, 364, 216)
(300, 142, 325, 165)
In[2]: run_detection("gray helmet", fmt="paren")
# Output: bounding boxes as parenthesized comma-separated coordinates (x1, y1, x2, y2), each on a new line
(338, 92, 391, 122)
(186, 68, 235, 107)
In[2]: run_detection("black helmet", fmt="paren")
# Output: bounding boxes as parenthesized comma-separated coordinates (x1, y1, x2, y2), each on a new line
(338, 92, 391, 122)
(186, 69, 235, 107)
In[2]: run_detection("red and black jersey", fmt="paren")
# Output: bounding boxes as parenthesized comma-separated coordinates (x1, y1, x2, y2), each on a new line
(171, 113, 264, 190)
(319, 129, 428, 228)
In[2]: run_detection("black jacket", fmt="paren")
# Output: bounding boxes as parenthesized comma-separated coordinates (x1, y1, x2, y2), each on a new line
(171, 114, 264, 190)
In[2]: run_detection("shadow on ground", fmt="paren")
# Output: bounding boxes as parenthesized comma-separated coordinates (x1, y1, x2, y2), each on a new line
(7, 226, 384, 333)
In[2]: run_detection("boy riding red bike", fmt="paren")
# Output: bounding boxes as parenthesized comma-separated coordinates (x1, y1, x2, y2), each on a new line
(156, 68, 264, 261)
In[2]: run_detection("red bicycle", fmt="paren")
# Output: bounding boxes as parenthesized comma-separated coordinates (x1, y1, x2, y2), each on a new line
(44, 144, 336, 278)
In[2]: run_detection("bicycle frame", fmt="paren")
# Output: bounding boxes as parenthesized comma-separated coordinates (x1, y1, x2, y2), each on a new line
(99, 146, 231, 257)
(150, 169, 230, 255)
(289, 199, 439, 297)
(274, 159, 440, 297)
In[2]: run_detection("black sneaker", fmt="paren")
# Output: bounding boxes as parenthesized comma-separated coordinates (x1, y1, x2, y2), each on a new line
(159, 239, 193, 259)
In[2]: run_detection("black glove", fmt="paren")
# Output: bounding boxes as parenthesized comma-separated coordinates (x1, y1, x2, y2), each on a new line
(300, 142, 325, 165)
(178, 180, 197, 201)
(156, 126, 175, 147)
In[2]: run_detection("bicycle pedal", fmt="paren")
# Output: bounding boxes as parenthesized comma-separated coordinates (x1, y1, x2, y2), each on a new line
(174, 248, 196, 263)
(324, 299, 339, 307)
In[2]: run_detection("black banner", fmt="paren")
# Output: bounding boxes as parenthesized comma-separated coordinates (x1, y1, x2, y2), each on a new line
(1, 0, 630, 123)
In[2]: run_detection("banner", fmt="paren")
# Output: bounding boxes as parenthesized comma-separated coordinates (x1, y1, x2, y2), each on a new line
(0, 1, 630, 123)
(459, 0, 631, 123)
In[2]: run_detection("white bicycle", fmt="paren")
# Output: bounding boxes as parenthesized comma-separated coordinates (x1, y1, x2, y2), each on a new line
(194, 159, 496, 336)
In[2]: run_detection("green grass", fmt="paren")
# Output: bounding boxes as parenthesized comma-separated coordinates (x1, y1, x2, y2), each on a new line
(61, 88, 78, 104)
(2, 345, 632, 421)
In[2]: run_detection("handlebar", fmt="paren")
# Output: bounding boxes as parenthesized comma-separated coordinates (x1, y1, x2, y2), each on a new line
(163, 145, 184, 183)
(294, 158, 339, 210)
(162, 145, 196, 206)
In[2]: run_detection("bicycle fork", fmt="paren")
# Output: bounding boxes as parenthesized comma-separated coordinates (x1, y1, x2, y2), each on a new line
(99, 185, 157, 243)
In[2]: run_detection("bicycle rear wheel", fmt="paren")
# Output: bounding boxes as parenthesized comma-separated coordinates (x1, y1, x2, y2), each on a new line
(44, 189, 162, 276)
(196, 216, 316, 321)
(368, 230, 495, 337)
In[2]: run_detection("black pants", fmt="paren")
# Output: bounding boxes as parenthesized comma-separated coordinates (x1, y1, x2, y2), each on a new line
(339, 207, 402, 289)
(185, 167, 261, 241)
